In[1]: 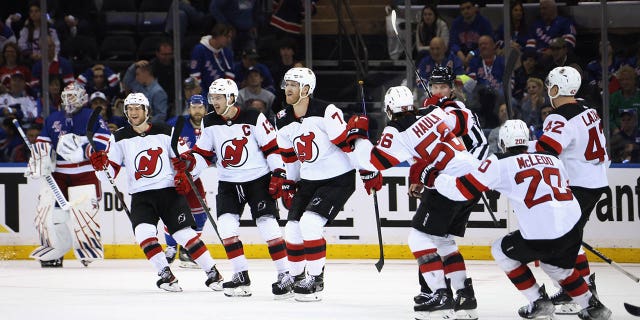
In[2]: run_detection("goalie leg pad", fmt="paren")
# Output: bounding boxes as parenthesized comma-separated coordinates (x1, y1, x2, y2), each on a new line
(30, 207, 72, 261)
(68, 185, 103, 261)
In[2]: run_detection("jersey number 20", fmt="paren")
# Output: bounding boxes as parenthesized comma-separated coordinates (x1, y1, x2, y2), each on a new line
(515, 167, 573, 208)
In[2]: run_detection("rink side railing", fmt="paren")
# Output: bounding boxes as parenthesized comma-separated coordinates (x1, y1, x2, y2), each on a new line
(1, 165, 639, 262)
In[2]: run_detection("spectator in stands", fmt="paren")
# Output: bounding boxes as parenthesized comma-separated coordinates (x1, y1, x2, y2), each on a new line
(18, 1, 61, 64)
(534, 104, 553, 138)
(123, 60, 168, 123)
(586, 41, 626, 93)
(417, 37, 464, 94)
(449, 0, 493, 68)
(415, 3, 449, 64)
(233, 48, 275, 93)
(237, 66, 276, 112)
(9, 123, 40, 162)
(30, 37, 74, 93)
(486, 102, 513, 156)
(0, 42, 31, 92)
(49, 0, 95, 43)
(495, 0, 532, 55)
(209, 0, 263, 57)
(182, 76, 202, 115)
(150, 40, 181, 118)
(610, 65, 640, 131)
(190, 23, 235, 98)
(512, 48, 545, 102)
(531, 0, 577, 54)
(518, 77, 549, 131)
(0, 71, 39, 125)
(89, 91, 125, 133)
(36, 74, 63, 114)
(467, 35, 505, 96)
(268, 0, 318, 58)
(76, 64, 120, 102)
(0, 118, 23, 162)
(610, 109, 640, 163)
(269, 37, 296, 112)
(540, 37, 580, 74)
(0, 20, 17, 51)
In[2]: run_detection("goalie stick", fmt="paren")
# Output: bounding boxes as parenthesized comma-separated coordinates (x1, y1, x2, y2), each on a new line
(13, 119, 71, 210)
(581, 241, 640, 283)
(86, 107, 131, 216)
(359, 80, 384, 272)
(171, 116, 223, 243)
(625, 303, 640, 317)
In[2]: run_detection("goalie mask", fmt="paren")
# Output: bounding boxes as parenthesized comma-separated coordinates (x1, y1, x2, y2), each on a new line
(281, 67, 316, 97)
(61, 83, 88, 114)
(123, 92, 150, 126)
(499, 119, 530, 152)
(384, 86, 415, 120)
(546, 66, 581, 101)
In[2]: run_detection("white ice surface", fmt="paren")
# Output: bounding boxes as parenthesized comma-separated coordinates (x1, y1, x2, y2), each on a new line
(1, 259, 639, 320)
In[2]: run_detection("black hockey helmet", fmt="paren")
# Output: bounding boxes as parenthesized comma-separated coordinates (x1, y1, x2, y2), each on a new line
(429, 66, 455, 87)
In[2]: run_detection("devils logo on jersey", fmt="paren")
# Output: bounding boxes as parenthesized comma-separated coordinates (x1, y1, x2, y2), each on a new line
(221, 137, 249, 167)
(134, 148, 163, 180)
(293, 132, 319, 163)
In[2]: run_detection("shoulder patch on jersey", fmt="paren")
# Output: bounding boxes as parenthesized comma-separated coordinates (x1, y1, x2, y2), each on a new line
(275, 105, 296, 129)
(276, 109, 287, 119)
(552, 103, 586, 120)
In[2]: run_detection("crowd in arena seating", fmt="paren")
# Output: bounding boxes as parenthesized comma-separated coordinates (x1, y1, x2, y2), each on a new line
(0, 0, 639, 163)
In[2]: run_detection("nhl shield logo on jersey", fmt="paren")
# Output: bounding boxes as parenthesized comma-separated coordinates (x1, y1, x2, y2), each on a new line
(293, 132, 319, 163)
(134, 148, 164, 180)
(221, 137, 249, 168)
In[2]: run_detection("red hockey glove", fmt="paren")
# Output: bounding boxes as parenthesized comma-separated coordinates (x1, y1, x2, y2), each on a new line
(359, 170, 382, 195)
(422, 94, 456, 109)
(281, 180, 297, 209)
(409, 160, 428, 185)
(409, 161, 439, 188)
(346, 115, 369, 147)
(174, 171, 192, 195)
(89, 150, 109, 171)
(269, 168, 287, 199)
(171, 157, 186, 172)
(178, 151, 196, 172)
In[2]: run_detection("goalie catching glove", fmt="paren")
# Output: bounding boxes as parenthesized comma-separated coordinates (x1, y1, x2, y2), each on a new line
(359, 170, 382, 195)
(409, 160, 439, 188)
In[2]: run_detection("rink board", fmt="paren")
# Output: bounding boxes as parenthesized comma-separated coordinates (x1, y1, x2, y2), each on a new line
(1, 165, 639, 261)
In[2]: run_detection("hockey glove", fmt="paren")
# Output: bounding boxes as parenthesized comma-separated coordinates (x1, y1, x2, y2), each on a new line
(178, 151, 196, 172)
(422, 94, 456, 109)
(89, 150, 109, 171)
(345, 115, 369, 147)
(281, 180, 297, 209)
(171, 157, 187, 172)
(174, 171, 192, 195)
(359, 170, 382, 195)
(57, 133, 89, 163)
(269, 168, 287, 199)
(409, 160, 439, 188)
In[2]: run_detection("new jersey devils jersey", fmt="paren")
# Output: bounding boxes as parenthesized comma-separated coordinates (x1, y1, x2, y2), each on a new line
(37, 108, 110, 174)
(353, 106, 478, 176)
(434, 152, 581, 240)
(530, 102, 609, 189)
(167, 115, 202, 149)
(192, 108, 282, 183)
(440, 100, 488, 160)
(275, 98, 353, 181)
(107, 123, 178, 194)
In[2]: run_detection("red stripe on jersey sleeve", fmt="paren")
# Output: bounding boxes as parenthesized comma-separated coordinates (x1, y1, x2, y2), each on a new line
(260, 138, 280, 156)
(371, 147, 400, 170)
(449, 109, 469, 136)
(537, 135, 563, 154)
(280, 147, 298, 163)
(193, 145, 216, 165)
(330, 130, 351, 152)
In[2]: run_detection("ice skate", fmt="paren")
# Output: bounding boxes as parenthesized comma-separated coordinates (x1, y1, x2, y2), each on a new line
(294, 272, 324, 302)
(414, 288, 455, 320)
(454, 278, 478, 320)
(587, 273, 597, 297)
(223, 270, 251, 297)
(272, 271, 294, 300)
(205, 265, 224, 291)
(577, 294, 612, 320)
(165, 246, 177, 264)
(518, 285, 555, 319)
(40, 257, 63, 268)
(177, 246, 198, 269)
(156, 266, 182, 292)
(550, 287, 579, 314)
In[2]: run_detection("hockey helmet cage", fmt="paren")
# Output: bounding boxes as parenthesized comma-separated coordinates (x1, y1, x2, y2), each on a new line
(498, 119, 530, 152)
(282, 67, 316, 95)
(208, 78, 238, 106)
(546, 66, 581, 99)
(61, 83, 88, 114)
(384, 86, 415, 120)
(429, 66, 455, 87)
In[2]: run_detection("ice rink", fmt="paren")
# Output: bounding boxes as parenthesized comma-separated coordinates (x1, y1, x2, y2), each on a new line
(1, 259, 639, 319)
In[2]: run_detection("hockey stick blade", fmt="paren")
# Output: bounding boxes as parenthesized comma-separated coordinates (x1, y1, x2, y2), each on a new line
(625, 303, 640, 317)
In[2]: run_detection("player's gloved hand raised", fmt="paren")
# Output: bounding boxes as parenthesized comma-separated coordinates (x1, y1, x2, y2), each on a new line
(422, 94, 455, 108)
(346, 115, 369, 147)
(174, 171, 192, 195)
(409, 160, 439, 188)
(281, 180, 297, 209)
(89, 150, 109, 171)
(178, 151, 196, 172)
(359, 170, 382, 195)
(269, 168, 287, 199)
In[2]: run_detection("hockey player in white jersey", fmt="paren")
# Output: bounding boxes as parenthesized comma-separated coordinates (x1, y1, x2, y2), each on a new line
(27, 83, 110, 267)
(89, 92, 224, 292)
(346, 86, 478, 319)
(429, 119, 611, 320)
(177, 78, 293, 298)
(530, 66, 610, 315)
(275, 67, 382, 302)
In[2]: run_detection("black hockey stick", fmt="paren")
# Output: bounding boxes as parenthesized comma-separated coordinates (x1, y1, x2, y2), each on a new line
(390, 10, 429, 95)
(625, 303, 640, 317)
(359, 80, 384, 272)
(502, 49, 521, 120)
(13, 119, 72, 210)
(86, 107, 131, 216)
(171, 116, 223, 243)
(581, 241, 640, 282)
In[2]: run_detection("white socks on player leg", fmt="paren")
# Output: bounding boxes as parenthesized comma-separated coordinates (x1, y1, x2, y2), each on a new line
(300, 212, 328, 276)
(134, 223, 169, 274)
(285, 221, 306, 276)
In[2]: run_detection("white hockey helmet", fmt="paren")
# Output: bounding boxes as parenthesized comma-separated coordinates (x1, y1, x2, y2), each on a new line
(123, 92, 150, 123)
(499, 119, 530, 152)
(281, 67, 316, 95)
(208, 78, 238, 107)
(61, 83, 88, 114)
(384, 86, 415, 120)
(545, 66, 581, 100)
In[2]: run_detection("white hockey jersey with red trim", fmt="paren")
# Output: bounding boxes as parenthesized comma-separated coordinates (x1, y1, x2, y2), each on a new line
(440, 100, 488, 160)
(434, 152, 581, 240)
